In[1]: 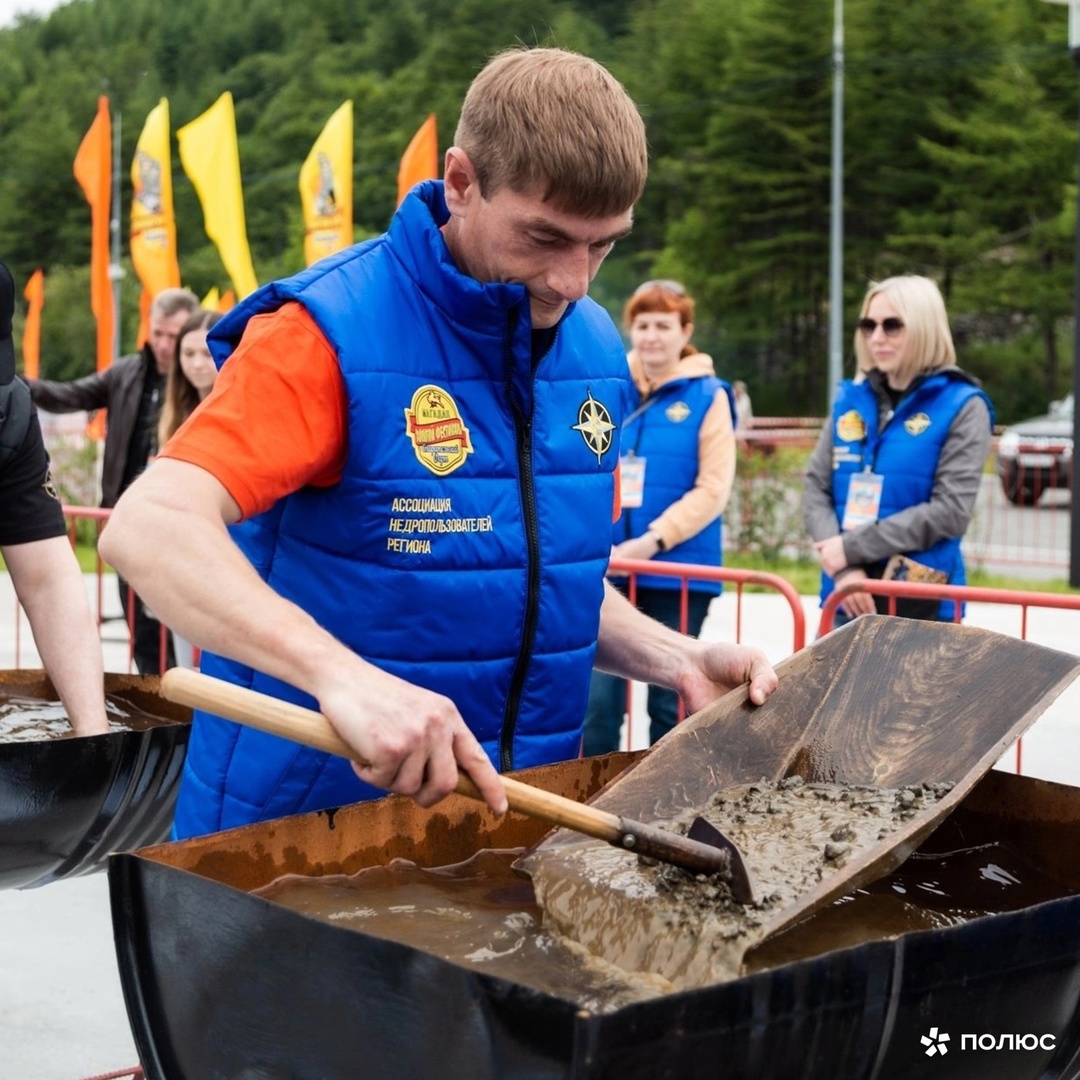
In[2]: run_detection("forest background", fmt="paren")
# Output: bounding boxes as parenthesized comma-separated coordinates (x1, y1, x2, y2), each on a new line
(1, 0, 1078, 421)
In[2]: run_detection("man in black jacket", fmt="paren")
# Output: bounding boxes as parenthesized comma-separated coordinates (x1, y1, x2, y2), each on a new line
(28, 286, 199, 674)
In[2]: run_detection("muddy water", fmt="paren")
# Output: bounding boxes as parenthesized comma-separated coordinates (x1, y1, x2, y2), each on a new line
(0, 696, 169, 741)
(255, 849, 668, 1012)
(747, 839, 1071, 971)
(254, 785, 1076, 1013)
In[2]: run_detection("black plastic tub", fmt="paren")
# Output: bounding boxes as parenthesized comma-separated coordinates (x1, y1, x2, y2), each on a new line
(110, 759, 1080, 1080)
(0, 670, 190, 890)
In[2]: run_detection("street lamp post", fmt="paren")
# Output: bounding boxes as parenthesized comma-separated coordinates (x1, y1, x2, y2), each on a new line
(1042, 0, 1080, 586)
(827, 0, 844, 408)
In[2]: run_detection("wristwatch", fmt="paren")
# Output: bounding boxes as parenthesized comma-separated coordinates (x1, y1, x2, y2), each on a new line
(651, 531, 667, 552)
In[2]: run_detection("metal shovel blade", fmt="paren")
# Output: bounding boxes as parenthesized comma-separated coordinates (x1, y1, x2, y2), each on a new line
(687, 816, 755, 904)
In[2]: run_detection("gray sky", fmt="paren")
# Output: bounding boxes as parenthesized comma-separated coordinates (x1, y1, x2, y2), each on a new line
(0, 0, 67, 28)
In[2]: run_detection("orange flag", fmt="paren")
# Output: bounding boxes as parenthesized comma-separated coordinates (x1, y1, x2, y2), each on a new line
(73, 95, 114, 441)
(397, 114, 438, 206)
(21, 270, 44, 380)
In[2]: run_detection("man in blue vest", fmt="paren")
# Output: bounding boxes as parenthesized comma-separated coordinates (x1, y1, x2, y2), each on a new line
(0, 257, 108, 736)
(102, 48, 778, 839)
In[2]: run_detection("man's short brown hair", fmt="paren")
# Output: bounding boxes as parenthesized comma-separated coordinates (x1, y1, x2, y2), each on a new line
(454, 47, 648, 218)
(150, 287, 200, 320)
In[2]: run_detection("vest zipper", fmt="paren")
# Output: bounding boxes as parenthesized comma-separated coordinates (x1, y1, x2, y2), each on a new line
(499, 313, 544, 772)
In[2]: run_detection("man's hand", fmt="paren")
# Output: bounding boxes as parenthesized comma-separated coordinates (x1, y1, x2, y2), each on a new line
(677, 640, 778, 715)
(315, 665, 508, 815)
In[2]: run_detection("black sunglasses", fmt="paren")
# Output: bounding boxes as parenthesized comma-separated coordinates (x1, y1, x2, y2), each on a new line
(857, 317, 904, 337)
(634, 279, 686, 297)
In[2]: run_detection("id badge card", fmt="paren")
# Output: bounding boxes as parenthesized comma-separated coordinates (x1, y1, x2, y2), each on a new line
(841, 471, 883, 531)
(620, 454, 646, 508)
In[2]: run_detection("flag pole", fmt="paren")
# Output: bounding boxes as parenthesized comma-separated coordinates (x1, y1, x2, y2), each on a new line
(109, 107, 124, 361)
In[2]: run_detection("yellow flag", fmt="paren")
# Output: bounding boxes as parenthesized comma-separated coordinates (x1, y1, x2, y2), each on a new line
(177, 92, 259, 298)
(131, 99, 180, 299)
(201, 286, 220, 309)
(22, 269, 44, 380)
(397, 114, 438, 207)
(300, 101, 353, 266)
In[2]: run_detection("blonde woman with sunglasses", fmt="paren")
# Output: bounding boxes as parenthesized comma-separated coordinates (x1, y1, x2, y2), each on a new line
(804, 275, 993, 629)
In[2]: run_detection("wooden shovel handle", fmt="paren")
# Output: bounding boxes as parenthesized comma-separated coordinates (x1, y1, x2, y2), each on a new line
(160, 668, 626, 844)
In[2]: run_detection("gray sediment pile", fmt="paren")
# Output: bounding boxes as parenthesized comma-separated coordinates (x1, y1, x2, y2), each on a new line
(529, 776, 953, 991)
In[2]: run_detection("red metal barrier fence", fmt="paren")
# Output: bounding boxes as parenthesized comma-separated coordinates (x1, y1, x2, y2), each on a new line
(77, 502, 158, 675)
(611, 557, 806, 651)
(818, 578, 1080, 637)
(604, 557, 806, 751)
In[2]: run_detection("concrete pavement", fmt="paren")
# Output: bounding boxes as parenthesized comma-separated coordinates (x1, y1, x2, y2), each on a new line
(1, 574, 1079, 1078)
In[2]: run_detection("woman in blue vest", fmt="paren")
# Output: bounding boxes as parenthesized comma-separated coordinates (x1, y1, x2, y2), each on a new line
(583, 280, 738, 753)
(804, 275, 994, 628)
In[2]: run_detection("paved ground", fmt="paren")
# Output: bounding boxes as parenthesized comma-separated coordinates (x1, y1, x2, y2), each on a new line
(1, 574, 1079, 1079)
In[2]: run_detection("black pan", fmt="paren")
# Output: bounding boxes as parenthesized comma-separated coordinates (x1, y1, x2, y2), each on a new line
(0, 670, 190, 889)
(110, 758, 1080, 1080)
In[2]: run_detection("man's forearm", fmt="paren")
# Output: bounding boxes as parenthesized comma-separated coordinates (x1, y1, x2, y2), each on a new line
(593, 580, 778, 713)
(100, 460, 357, 699)
(593, 581, 685, 689)
(4, 537, 108, 735)
(27, 372, 109, 413)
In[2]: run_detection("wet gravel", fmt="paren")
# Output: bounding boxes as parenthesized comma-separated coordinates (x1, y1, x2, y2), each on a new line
(529, 776, 954, 991)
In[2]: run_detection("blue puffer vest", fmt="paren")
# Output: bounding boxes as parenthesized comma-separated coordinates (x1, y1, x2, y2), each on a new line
(173, 181, 629, 839)
(823, 372, 992, 620)
(614, 374, 734, 594)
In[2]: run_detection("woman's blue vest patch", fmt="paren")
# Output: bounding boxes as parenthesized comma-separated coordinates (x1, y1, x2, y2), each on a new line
(614, 374, 734, 594)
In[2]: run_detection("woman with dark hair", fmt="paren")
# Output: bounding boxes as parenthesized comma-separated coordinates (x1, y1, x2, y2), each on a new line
(582, 279, 738, 754)
(157, 308, 221, 451)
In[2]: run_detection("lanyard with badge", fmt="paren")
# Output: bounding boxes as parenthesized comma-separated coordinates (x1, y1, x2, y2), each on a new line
(835, 408, 884, 531)
(841, 469, 884, 531)
(618, 396, 662, 509)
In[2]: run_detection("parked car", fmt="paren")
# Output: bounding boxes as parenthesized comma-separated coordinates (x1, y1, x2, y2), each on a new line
(995, 394, 1073, 505)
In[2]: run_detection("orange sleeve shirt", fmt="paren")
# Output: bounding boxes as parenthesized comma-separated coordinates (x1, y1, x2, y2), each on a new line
(160, 302, 347, 520)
